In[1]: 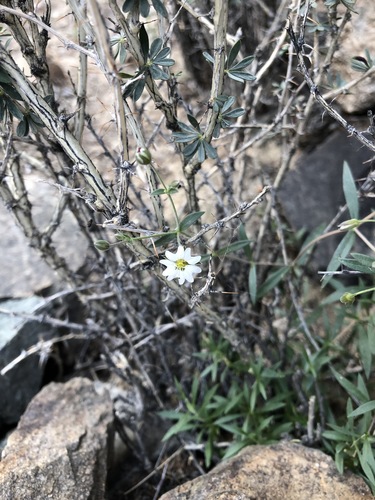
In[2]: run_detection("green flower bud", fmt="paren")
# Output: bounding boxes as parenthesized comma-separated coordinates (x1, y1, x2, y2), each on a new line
(340, 292, 356, 305)
(135, 147, 152, 165)
(338, 219, 361, 231)
(94, 239, 110, 251)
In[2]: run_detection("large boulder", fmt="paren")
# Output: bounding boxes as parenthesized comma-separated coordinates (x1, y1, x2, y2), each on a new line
(277, 129, 374, 271)
(0, 296, 56, 430)
(0, 377, 114, 500)
(160, 442, 372, 500)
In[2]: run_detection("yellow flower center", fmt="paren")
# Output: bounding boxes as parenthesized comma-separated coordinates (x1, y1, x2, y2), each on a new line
(175, 259, 188, 270)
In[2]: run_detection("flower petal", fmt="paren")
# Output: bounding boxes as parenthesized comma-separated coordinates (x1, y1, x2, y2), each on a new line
(187, 255, 201, 265)
(175, 246, 185, 259)
(164, 250, 178, 262)
(184, 247, 192, 260)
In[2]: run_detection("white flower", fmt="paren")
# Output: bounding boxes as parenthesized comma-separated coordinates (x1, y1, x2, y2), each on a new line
(160, 245, 202, 285)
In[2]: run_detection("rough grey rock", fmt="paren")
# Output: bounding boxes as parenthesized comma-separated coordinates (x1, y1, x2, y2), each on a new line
(0, 377, 114, 500)
(0, 173, 88, 297)
(277, 129, 375, 271)
(160, 442, 373, 500)
(0, 296, 56, 430)
(333, 0, 375, 114)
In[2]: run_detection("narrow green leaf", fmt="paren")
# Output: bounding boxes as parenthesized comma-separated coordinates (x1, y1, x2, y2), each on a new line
(203, 140, 218, 159)
(257, 266, 290, 299)
(249, 264, 257, 305)
(173, 132, 200, 142)
(343, 161, 359, 219)
(197, 141, 205, 162)
(203, 51, 214, 64)
(227, 40, 241, 68)
(215, 239, 253, 256)
(230, 55, 255, 70)
(182, 140, 199, 160)
(351, 253, 375, 268)
(151, 188, 167, 196)
(221, 95, 236, 112)
(139, 24, 149, 59)
(348, 401, 375, 418)
(187, 114, 200, 129)
(339, 257, 375, 274)
(321, 231, 355, 287)
(358, 327, 372, 379)
(331, 366, 368, 404)
(154, 232, 177, 246)
(179, 211, 205, 232)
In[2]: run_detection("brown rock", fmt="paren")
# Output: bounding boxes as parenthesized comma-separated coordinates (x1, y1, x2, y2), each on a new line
(0, 377, 114, 500)
(160, 442, 373, 500)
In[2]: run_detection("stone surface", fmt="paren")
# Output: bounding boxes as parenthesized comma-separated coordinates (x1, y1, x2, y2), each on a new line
(0, 174, 88, 297)
(333, 0, 375, 114)
(0, 296, 56, 429)
(160, 442, 373, 500)
(0, 377, 114, 500)
(277, 129, 375, 271)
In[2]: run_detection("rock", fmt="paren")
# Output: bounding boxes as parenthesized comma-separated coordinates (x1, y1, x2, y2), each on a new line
(0, 296, 56, 430)
(160, 442, 373, 500)
(0, 377, 114, 500)
(277, 129, 375, 271)
(0, 173, 88, 297)
(333, 0, 375, 114)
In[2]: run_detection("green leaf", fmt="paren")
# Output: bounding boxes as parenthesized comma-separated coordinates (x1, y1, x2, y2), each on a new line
(227, 40, 242, 68)
(348, 401, 375, 418)
(139, 0, 150, 17)
(122, 0, 136, 13)
(222, 440, 247, 460)
(215, 240, 253, 257)
(162, 415, 196, 441)
(149, 38, 163, 59)
(179, 211, 204, 232)
(339, 257, 375, 274)
(151, 0, 168, 18)
(182, 140, 199, 159)
(230, 55, 255, 70)
(187, 114, 200, 130)
(321, 231, 355, 287)
(151, 188, 167, 196)
(16, 118, 29, 137)
(249, 264, 257, 305)
(154, 232, 177, 246)
(343, 161, 359, 219)
(5, 97, 23, 120)
(203, 140, 217, 159)
(197, 141, 205, 162)
(227, 70, 256, 82)
(0, 70, 12, 83)
(224, 107, 245, 119)
(150, 65, 169, 80)
(203, 51, 215, 64)
(139, 24, 149, 59)
(173, 131, 200, 143)
(331, 367, 369, 404)
(257, 266, 290, 299)
(358, 327, 372, 379)
(351, 56, 371, 72)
